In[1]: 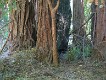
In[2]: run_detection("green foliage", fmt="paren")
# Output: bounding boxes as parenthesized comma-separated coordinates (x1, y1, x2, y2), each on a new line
(84, 0, 91, 18)
(8, 0, 17, 12)
(84, 0, 91, 35)
(16, 77, 33, 80)
(67, 45, 91, 61)
(0, 1, 10, 48)
(67, 46, 81, 61)
(83, 45, 91, 58)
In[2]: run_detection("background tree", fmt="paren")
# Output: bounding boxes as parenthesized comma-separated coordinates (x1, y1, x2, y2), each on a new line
(56, 0, 72, 54)
(73, 0, 85, 59)
(91, 0, 97, 45)
(91, 0, 106, 61)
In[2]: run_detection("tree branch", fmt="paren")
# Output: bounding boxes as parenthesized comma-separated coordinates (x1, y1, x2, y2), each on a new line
(47, 0, 53, 11)
(70, 13, 94, 35)
(53, 0, 60, 12)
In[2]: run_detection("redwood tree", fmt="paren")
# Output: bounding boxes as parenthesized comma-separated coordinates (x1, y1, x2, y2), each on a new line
(91, 0, 106, 61)
(35, 0, 53, 63)
(9, 0, 60, 65)
(9, 0, 37, 51)
(36, 0, 60, 65)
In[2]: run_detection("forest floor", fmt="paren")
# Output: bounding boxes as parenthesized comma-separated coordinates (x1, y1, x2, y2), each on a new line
(0, 49, 106, 80)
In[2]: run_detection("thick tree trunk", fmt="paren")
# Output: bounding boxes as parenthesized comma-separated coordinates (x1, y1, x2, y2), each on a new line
(91, 0, 106, 61)
(91, 0, 105, 46)
(36, 0, 53, 63)
(95, 2, 104, 45)
(9, 0, 37, 51)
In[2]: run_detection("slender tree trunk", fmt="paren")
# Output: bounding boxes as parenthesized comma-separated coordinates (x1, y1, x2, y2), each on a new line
(47, 0, 60, 66)
(73, 0, 85, 59)
(73, 0, 85, 46)
(52, 14, 58, 65)
(91, 1, 97, 45)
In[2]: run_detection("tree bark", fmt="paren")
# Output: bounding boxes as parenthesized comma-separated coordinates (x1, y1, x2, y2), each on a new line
(47, 0, 60, 66)
(91, 1, 97, 45)
(36, 0, 53, 63)
(91, 0, 106, 61)
(73, 0, 85, 59)
(9, 0, 37, 51)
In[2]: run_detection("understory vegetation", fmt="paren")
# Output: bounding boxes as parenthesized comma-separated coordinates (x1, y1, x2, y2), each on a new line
(0, 49, 106, 80)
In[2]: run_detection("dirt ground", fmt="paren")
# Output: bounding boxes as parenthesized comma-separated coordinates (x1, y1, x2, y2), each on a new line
(0, 50, 106, 80)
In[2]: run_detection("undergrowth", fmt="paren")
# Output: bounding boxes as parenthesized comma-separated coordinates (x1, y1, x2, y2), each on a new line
(67, 45, 91, 61)
(0, 48, 106, 80)
(0, 48, 38, 80)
